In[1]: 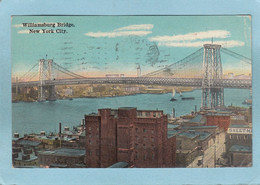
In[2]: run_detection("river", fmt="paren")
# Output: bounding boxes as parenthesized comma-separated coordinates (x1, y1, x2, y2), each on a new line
(12, 88, 251, 136)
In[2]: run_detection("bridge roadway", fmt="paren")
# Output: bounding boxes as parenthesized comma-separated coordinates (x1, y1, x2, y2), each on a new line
(12, 77, 252, 89)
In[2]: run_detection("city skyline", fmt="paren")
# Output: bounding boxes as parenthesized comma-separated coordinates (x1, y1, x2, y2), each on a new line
(12, 16, 251, 78)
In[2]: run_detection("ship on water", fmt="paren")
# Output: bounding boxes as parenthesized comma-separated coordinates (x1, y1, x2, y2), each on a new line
(170, 89, 177, 101)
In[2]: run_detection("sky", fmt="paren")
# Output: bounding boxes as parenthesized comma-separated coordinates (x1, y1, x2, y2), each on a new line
(11, 16, 252, 78)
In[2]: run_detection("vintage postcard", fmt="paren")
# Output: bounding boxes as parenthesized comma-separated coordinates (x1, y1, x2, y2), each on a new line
(11, 15, 252, 168)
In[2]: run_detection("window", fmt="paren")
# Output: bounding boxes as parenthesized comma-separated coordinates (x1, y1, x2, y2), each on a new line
(144, 154, 147, 160)
(135, 143, 138, 149)
(151, 138, 155, 142)
(152, 153, 155, 160)
(135, 128, 138, 133)
(143, 144, 146, 149)
(144, 136, 147, 142)
(229, 135, 232, 139)
(136, 153, 139, 159)
(151, 130, 154, 134)
(153, 113, 156, 117)
(89, 127, 92, 131)
(89, 140, 92, 145)
(143, 128, 147, 133)
(96, 149, 99, 156)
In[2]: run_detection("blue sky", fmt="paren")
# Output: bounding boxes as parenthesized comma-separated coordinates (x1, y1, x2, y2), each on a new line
(11, 16, 251, 78)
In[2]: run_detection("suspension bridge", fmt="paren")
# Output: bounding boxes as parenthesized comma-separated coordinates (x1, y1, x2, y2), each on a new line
(12, 44, 252, 109)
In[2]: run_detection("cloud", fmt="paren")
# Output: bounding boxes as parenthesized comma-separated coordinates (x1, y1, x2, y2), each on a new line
(85, 30, 152, 38)
(158, 40, 244, 48)
(149, 30, 230, 42)
(114, 24, 154, 31)
(85, 24, 154, 38)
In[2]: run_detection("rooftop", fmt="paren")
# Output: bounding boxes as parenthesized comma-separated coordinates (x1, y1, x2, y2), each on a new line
(229, 145, 252, 153)
(182, 125, 218, 129)
(167, 130, 179, 138)
(197, 132, 211, 140)
(229, 124, 251, 128)
(187, 114, 206, 124)
(17, 140, 41, 147)
(178, 132, 200, 139)
(167, 124, 180, 129)
(108, 162, 128, 168)
(38, 148, 85, 157)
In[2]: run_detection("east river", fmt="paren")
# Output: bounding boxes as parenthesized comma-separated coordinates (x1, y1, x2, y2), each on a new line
(12, 89, 251, 136)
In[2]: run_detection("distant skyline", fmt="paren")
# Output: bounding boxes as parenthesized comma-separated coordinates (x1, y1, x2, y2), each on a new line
(11, 16, 251, 78)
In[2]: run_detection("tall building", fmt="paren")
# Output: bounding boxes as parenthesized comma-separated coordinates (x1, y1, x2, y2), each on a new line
(85, 107, 176, 168)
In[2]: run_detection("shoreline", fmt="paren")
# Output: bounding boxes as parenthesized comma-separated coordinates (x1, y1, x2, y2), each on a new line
(12, 90, 194, 103)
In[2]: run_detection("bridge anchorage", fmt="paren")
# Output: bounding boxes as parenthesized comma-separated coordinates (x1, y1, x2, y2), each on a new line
(201, 44, 224, 110)
(38, 59, 56, 101)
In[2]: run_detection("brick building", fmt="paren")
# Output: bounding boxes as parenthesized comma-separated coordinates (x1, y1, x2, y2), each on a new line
(206, 111, 232, 131)
(85, 107, 176, 168)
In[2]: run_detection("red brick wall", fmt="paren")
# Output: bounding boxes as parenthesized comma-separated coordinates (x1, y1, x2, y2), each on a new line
(206, 115, 230, 131)
(86, 108, 177, 168)
(85, 115, 101, 167)
(99, 109, 117, 168)
(163, 136, 176, 167)
(117, 108, 136, 165)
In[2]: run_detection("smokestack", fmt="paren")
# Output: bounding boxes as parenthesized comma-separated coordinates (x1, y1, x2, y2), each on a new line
(59, 122, 61, 136)
(59, 122, 62, 148)
(81, 119, 85, 126)
(172, 108, 175, 118)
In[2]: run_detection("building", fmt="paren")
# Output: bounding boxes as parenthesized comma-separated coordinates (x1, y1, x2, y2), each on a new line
(228, 145, 252, 167)
(12, 139, 41, 167)
(226, 124, 252, 167)
(85, 107, 176, 168)
(175, 131, 200, 167)
(38, 148, 85, 168)
(206, 111, 232, 131)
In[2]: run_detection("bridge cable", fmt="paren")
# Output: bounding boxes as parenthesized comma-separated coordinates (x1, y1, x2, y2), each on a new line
(221, 48, 251, 64)
(53, 62, 86, 79)
(144, 47, 204, 77)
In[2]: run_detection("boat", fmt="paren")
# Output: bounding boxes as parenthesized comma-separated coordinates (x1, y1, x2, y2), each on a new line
(170, 89, 177, 101)
(242, 99, 252, 105)
(182, 97, 195, 100)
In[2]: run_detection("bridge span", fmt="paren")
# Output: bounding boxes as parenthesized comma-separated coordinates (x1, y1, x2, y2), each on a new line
(12, 77, 252, 89)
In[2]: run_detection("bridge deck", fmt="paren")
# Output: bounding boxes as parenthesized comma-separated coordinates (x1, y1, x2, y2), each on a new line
(12, 77, 252, 89)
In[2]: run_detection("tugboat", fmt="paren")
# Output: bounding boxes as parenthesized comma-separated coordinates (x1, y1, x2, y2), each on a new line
(170, 89, 177, 101)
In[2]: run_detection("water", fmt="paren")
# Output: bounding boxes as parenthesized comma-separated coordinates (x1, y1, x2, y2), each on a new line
(12, 89, 251, 136)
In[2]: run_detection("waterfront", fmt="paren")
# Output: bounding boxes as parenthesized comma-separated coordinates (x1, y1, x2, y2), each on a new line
(12, 88, 251, 136)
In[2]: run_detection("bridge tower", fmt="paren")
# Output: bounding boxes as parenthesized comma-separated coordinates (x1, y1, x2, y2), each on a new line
(47, 59, 56, 101)
(38, 59, 56, 101)
(201, 44, 224, 109)
(38, 59, 46, 101)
